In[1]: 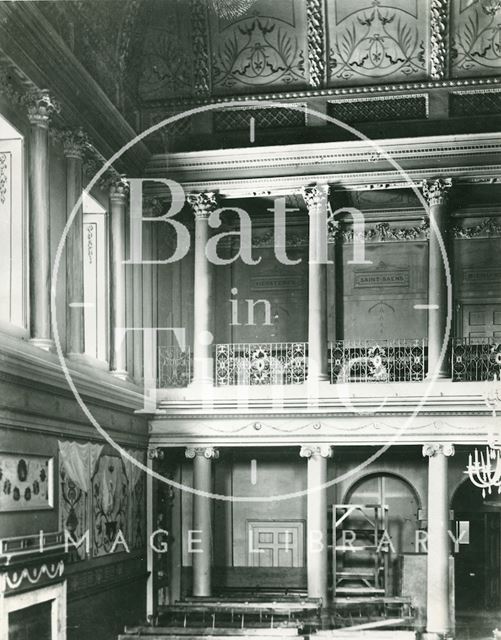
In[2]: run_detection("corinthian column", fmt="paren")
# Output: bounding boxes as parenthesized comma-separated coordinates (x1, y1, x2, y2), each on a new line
(62, 128, 88, 357)
(109, 176, 129, 378)
(422, 179, 452, 379)
(26, 90, 59, 350)
(185, 446, 219, 596)
(187, 193, 218, 387)
(300, 444, 332, 604)
(302, 185, 330, 384)
(422, 443, 454, 639)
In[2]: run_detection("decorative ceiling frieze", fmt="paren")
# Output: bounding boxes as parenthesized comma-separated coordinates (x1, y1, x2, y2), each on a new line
(306, 0, 326, 88)
(430, 0, 449, 80)
(451, 0, 501, 77)
(452, 216, 501, 238)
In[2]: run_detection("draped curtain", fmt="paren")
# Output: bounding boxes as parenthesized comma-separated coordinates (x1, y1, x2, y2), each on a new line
(58, 440, 103, 492)
(120, 449, 145, 491)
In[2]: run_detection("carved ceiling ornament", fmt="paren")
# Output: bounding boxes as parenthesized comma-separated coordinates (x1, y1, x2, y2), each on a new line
(421, 178, 452, 206)
(55, 127, 90, 159)
(187, 191, 219, 219)
(328, 0, 425, 84)
(430, 0, 448, 80)
(422, 443, 455, 457)
(306, 0, 325, 89)
(190, 0, 211, 96)
(0, 153, 7, 206)
(185, 446, 220, 459)
(23, 88, 61, 128)
(300, 444, 333, 459)
(109, 175, 130, 202)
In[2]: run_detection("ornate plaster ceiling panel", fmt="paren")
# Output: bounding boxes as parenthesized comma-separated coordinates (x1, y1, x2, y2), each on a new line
(136, 0, 197, 100)
(451, 0, 501, 76)
(209, 0, 309, 93)
(326, 0, 428, 85)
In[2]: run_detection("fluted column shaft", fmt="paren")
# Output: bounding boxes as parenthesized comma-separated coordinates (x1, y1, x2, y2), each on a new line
(186, 447, 219, 597)
(27, 91, 58, 349)
(423, 443, 454, 638)
(109, 177, 129, 377)
(188, 193, 217, 386)
(423, 179, 452, 378)
(63, 130, 87, 356)
(302, 186, 329, 384)
(300, 444, 332, 604)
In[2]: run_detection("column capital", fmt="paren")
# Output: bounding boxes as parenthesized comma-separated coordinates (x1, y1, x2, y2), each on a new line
(187, 192, 218, 219)
(147, 447, 165, 460)
(60, 127, 89, 159)
(24, 89, 60, 128)
(185, 446, 220, 460)
(421, 178, 452, 207)
(109, 175, 129, 203)
(300, 444, 333, 459)
(301, 184, 330, 213)
(422, 443, 455, 458)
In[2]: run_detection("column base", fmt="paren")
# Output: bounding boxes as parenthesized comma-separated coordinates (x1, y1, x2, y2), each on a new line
(110, 369, 131, 382)
(29, 337, 55, 352)
(422, 633, 452, 640)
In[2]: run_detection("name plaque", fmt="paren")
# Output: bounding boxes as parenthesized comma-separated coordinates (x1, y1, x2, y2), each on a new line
(463, 268, 501, 284)
(354, 270, 409, 288)
(251, 276, 303, 291)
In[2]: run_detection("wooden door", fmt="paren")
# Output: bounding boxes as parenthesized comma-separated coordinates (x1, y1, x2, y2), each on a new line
(248, 521, 304, 568)
(462, 304, 501, 340)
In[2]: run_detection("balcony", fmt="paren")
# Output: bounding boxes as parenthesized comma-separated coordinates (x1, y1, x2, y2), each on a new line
(451, 338, 501, 382)
(156, 339, 501, 388)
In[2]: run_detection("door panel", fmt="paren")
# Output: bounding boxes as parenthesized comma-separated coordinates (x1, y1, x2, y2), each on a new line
(462, 304, 501, 340)
(248, 521, 304, 568)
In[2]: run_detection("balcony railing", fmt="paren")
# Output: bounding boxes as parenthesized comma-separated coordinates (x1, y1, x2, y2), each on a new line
(452, 338, 501, 382)
(215, 342, 307, 386)
(329, 339, 427, 383)
(158, 346, 192, 388)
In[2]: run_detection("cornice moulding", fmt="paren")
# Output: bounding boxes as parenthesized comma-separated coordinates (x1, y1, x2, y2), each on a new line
(0, 332, 145, 412)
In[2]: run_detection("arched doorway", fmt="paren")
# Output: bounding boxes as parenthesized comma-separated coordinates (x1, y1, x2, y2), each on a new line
(338, 473, 420, 596)
(452, 479, 501, 611)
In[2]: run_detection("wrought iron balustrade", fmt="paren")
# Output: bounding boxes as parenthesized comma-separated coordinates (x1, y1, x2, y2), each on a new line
(329, 339, 427, 383)
(158, 346, 192, 388)
(452, 338, 501, 382)
(215, 342, 307, 386)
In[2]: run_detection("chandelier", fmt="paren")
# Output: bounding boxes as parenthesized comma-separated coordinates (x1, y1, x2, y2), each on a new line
(208, 0, 259, 20)
(466, 374, 501, 496)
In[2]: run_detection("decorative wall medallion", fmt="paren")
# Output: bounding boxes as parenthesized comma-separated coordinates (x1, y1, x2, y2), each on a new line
(327, 0, 426, 83)
(211, 3, 307, 90)
(0, 454, 53, 512)
(452, 0, 501, 74)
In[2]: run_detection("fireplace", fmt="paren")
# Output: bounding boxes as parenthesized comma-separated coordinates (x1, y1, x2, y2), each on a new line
(8, 601, 51, 640)
(0, 532, 67, 640)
